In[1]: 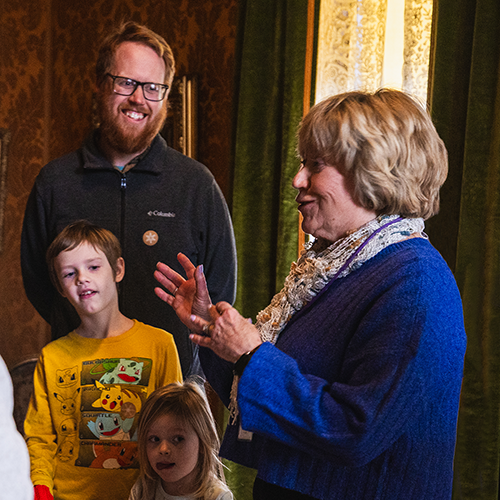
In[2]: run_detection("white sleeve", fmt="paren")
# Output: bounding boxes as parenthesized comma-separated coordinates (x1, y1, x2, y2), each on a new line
(0, 356, 34, 500)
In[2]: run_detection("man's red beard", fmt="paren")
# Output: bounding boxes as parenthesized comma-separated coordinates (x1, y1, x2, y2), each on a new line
(97, 92, 167, 157)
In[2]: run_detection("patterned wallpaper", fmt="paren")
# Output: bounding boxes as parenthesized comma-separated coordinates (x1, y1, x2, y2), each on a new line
(0, 0, 238, 368)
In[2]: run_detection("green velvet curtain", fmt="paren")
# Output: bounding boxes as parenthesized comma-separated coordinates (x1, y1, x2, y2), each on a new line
(426, 0, 500, 498)
(231, 0, 314, 319)
(225, 0, 316, 497)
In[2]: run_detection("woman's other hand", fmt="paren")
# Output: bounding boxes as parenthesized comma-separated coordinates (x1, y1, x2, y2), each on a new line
(190, 302, 262, 363)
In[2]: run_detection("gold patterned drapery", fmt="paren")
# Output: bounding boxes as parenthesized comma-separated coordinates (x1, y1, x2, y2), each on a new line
(316, 0, 433, 103)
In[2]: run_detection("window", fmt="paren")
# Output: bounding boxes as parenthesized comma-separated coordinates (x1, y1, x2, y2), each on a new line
(315, 0, 433, 104)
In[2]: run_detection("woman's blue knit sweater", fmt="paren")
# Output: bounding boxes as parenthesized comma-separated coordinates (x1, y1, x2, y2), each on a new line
(201, 238, 467, 499)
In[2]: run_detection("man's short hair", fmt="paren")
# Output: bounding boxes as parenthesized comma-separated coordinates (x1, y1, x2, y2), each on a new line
(46, 220, 122, 294)
(95, 21, 175, 87)
(298, 89, 448, 220)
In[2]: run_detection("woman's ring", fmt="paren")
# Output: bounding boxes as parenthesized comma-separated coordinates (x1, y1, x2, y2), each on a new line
(173, 287, 178, 296)
(203, 324, 210, 334)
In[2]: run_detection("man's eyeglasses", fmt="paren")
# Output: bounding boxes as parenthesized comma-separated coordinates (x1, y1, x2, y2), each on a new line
(107, 74, 169, 102)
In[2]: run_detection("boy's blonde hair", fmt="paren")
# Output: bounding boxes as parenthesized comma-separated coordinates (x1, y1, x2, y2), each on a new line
(46, 220, 122, 295)
(135, 379, 230, 500)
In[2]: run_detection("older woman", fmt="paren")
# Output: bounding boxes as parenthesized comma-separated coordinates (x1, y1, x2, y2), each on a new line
(155, 89, 466, 500)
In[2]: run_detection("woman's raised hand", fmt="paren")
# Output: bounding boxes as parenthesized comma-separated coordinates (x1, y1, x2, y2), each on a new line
(154, 253, 214, 331)
(155, 253, 262, 363)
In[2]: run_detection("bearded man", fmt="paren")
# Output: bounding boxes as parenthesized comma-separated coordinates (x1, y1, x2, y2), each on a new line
(21, 22, 236, 378)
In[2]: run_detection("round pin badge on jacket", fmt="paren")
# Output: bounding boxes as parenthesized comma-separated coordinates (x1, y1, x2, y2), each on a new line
(143, 230, 158, 246)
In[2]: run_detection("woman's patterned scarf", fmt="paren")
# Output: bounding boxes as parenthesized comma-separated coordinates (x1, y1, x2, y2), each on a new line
(256, 215, 425, 344)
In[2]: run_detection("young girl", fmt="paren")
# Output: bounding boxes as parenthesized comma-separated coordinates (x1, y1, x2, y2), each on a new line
(129, 380, 233, 500)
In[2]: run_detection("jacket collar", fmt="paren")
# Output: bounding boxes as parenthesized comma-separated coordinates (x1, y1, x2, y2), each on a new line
(81, 130, 167, 175)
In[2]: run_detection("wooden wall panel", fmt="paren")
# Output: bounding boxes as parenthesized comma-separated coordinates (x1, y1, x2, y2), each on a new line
(0, 0, 238, 368)
(0, 1, 53, 369)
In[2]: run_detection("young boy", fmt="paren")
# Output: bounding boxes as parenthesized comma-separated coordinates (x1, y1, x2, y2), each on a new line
(24, 221, 182, 500)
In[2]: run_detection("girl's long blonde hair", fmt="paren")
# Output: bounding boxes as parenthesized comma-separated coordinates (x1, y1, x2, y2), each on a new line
(134, 378, 230, 500)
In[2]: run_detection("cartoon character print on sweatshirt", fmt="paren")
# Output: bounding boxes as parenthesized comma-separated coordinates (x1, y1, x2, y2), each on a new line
(54, 387, 81, 415)
(96, 358, 144, 385)
(74, 357, 151, 469)
(86, 412, 135, 440)
(53, 367, 81, 463)
(60, 418, 78, 438)
(91, 381, 144, 414)
(57, 440, 76, 463)
(57, 417, 78, 463)
(89, 441, 138, 469)
(56, 366, 78, 388)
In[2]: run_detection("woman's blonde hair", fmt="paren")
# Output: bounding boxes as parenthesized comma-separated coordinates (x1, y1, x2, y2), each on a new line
(135, 379, 229, 500)
(298, 89, 448, 220)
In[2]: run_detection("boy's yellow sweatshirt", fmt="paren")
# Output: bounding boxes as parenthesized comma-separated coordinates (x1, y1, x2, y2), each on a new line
(25, 320, 182, 500)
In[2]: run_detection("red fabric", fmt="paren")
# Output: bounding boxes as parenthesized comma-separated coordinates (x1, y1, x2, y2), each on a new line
(34, 485, 53, 500)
